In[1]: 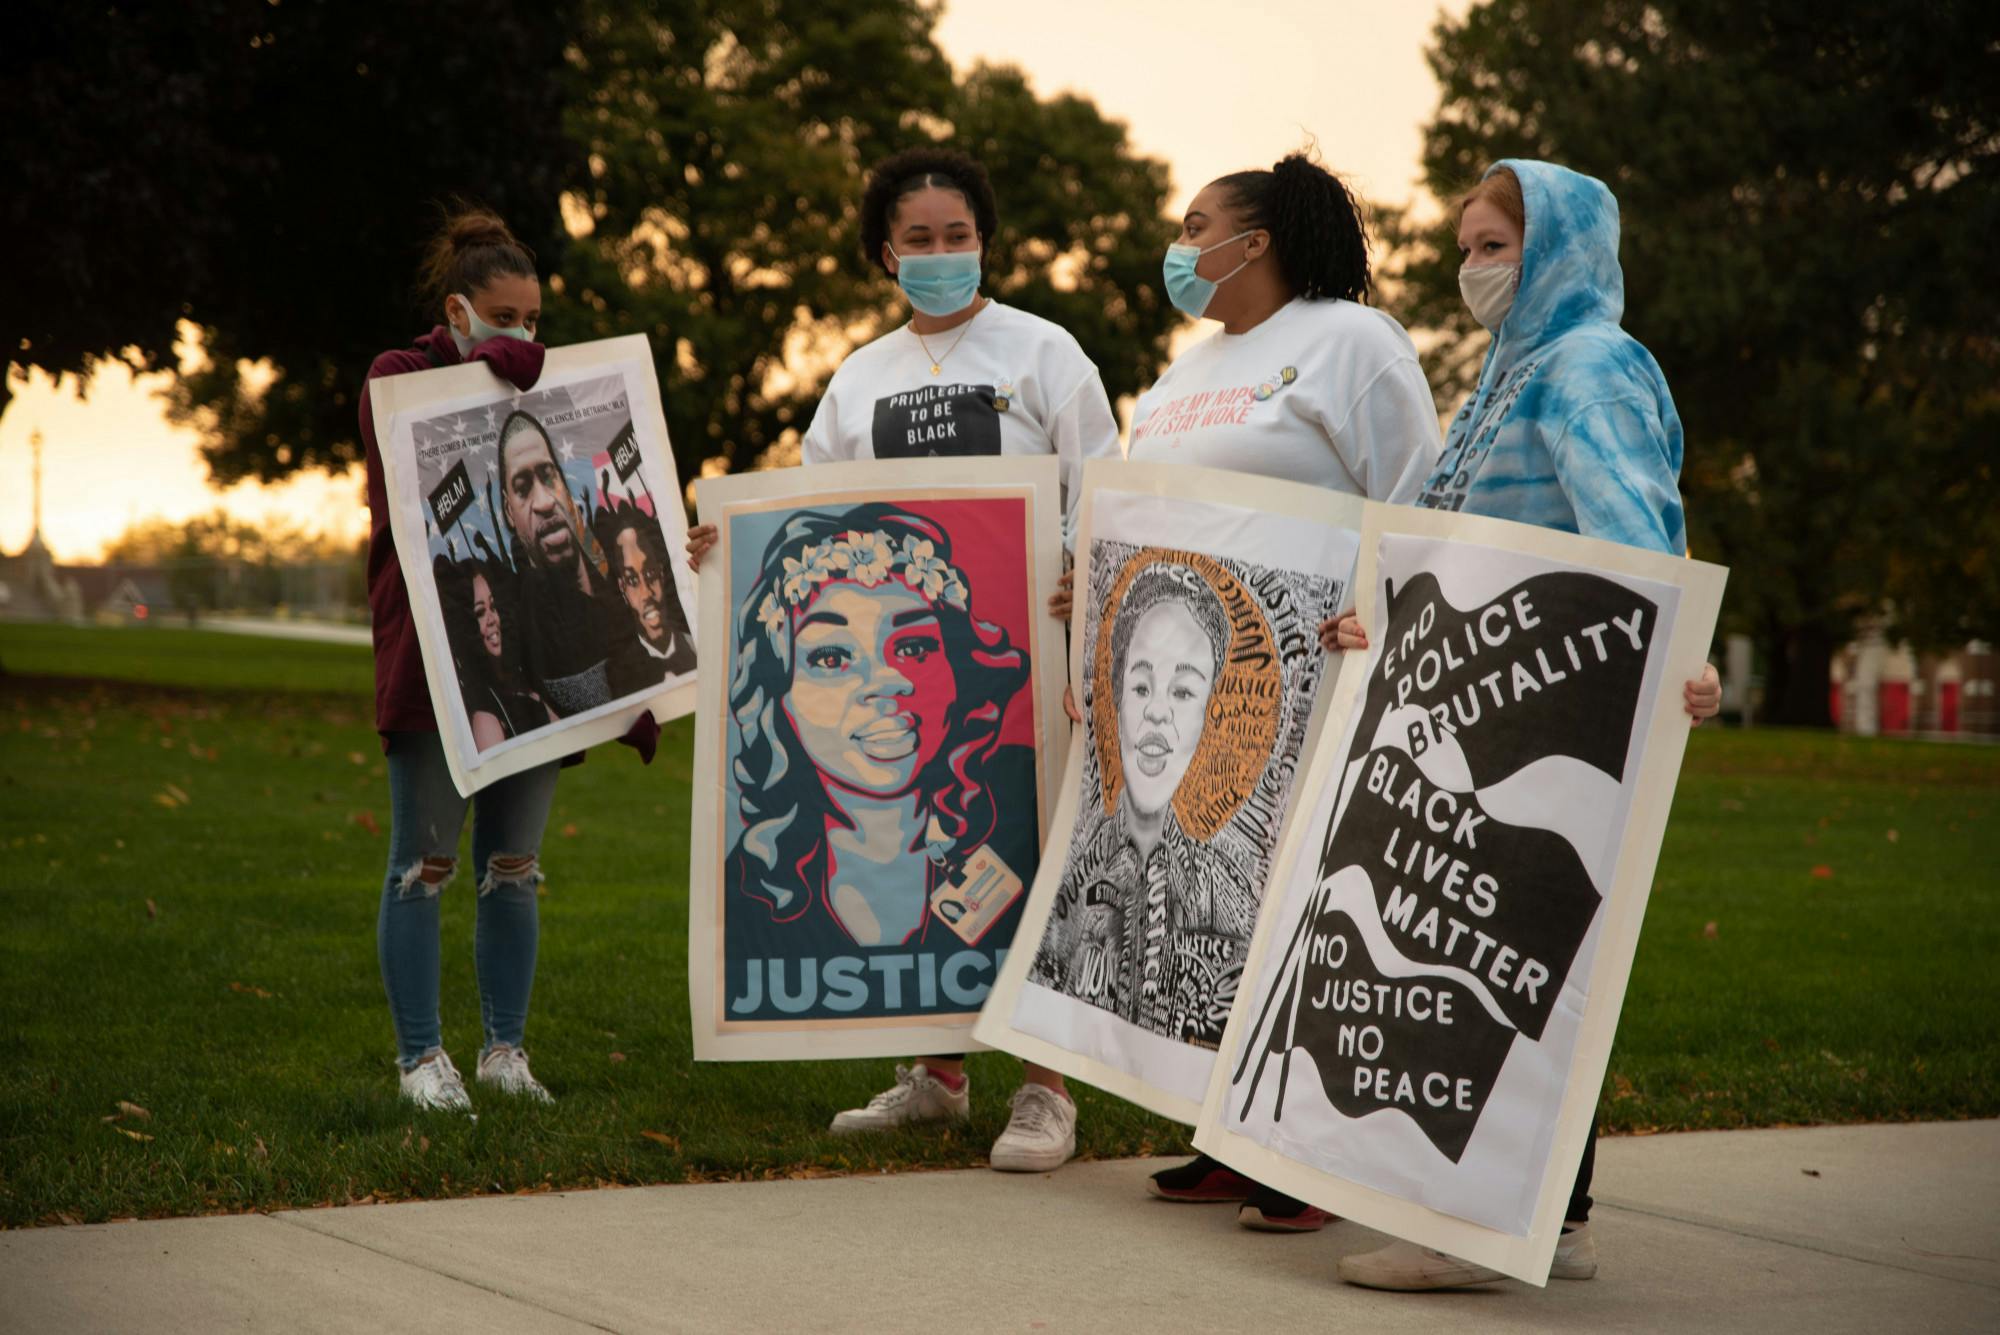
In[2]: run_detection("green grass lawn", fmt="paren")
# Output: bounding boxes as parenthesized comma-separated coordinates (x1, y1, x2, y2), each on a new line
(1, 621, 1995, 1226)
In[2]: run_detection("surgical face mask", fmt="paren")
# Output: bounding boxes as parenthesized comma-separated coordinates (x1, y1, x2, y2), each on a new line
(454, 293, 533, 345)
(891, 247, 982, 318)
(1458, 262, 1521, 331)
(1162, 231, 1257, 319)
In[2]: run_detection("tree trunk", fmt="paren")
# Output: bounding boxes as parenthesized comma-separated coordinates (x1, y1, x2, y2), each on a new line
(1765, 621, 1837, 727)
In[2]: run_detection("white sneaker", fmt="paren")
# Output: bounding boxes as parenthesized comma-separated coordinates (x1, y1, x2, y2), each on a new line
(1338, 1224, 1598, 1290)
(399, 1051, 472, 1112)
(988, 1082, 1077, 1173)
(829, 1063, 970, 1134)
(476, 1044, 553, 1103)
(1550, 1223, 1598, 1279)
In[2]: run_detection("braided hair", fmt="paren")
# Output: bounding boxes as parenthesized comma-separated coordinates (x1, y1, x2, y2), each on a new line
(1212, 152, 1371, 303)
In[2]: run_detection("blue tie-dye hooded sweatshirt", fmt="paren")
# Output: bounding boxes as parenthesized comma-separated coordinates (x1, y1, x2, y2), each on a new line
(1417, 160, 1686, 557)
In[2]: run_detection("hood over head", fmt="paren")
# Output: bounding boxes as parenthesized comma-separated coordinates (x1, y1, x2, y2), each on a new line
(1486, 158, 1625, 366)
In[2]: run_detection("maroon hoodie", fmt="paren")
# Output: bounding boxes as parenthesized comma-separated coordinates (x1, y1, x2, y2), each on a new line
(359, 326, 546, 743)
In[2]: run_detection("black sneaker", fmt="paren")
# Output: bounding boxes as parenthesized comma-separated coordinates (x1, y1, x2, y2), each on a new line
(1147, 1153, 1257, 1203)
(1237, 1183, 1335, 1232)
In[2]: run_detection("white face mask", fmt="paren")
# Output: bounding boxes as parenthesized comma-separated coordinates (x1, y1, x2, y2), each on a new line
(1459, 262, 1521, 331)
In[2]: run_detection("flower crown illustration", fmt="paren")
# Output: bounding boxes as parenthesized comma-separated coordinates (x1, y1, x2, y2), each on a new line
(756, 530, 970, 645)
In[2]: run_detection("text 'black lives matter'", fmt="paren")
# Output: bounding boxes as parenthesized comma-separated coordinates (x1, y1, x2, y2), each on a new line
(428, 459, 475, 536)
(1339, 745, 1598, 1039)
(871, 383, 1002, 460)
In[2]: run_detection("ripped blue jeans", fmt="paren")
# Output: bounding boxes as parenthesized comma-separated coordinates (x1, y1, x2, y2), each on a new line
(377, 730, 561, 1071)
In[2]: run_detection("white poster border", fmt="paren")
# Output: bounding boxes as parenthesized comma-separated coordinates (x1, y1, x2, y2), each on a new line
(688, 456, 1069, 1061)
(1193, 500, 1726, 1285)
(974, 458, 1367, 1122)
(371, 334, 696, 797)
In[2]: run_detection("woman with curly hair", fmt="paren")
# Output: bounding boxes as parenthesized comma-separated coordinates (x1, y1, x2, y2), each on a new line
(724, 503, 1032, 954)
(691, 145, 1116, 1173)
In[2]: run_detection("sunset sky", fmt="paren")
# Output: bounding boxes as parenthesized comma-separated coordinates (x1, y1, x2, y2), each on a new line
(0, 0, 1466, 563)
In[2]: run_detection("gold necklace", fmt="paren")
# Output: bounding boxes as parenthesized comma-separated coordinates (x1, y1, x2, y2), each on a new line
(913, 303, 983, 375)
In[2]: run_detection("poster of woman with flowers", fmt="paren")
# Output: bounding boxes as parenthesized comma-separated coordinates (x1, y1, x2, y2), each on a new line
(687, 458, 1069, 1060)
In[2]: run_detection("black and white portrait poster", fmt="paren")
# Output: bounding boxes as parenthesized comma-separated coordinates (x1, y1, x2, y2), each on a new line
(1195, 502, 1725, 1285)
(975, 461, 1364, 1122)
(687, 457, 1070, 1061)
(371, 335, 697, 796)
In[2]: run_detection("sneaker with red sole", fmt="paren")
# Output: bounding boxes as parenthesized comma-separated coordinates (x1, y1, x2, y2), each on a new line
(1237, 1184, 1336, 1232)
(1147, 1154, 1256, 1203)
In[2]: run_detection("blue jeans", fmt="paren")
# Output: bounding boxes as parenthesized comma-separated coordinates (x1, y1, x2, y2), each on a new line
(377, 730, 561, 1071)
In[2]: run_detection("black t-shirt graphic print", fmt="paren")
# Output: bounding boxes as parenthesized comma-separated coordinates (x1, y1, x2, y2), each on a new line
(871, 382, 1003, 460)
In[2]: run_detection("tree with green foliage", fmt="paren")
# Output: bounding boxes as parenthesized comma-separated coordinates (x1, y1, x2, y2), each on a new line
(1384, 0, 2000, 724)
(2, 1, 581, 482)
(553, 1, 1174, 486)
(8, 2, 1174, 498)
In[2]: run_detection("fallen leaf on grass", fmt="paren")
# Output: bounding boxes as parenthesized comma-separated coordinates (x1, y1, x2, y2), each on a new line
(1702, 921, 1719, 939)
(561, 822, 579, 838)
(229, 982, 276, 999)
(641, 1130, 679, 1149)
(116, 1100, 152, 1121)
(1810, 865, 1834, 879)
(145, 899, 158, 920)
(112, 1126, 154, 1142)
(1764, 1037, 1781, 1053)
(609, 1052, 627, 1063)
(254, 1136, 269, 1160)
(350, 810, 380, 835)
(347, 751, 367, 766)
(1885, 829, 1899, 843)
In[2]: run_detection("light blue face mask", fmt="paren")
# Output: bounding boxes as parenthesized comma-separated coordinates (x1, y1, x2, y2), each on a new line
(891, 247, 982, 318)
(454, 293, 533, 346)
(1162, 231, 1257, 318)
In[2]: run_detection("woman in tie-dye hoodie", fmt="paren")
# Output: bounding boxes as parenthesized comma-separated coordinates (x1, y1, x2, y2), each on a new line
(1334, 160, 1720, 1291)
(1418, 158, 1686, 549)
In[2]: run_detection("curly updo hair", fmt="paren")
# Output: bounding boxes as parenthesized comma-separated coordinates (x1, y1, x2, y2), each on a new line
(417, 204, 537, 313)
(860, 146, 1000, 276)
(1109, 564, 1231, 703)
(1212, 151, 1371, 303)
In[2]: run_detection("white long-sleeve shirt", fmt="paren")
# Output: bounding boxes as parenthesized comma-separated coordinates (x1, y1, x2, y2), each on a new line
(800, 300, 1122, 546)
(1127, 297, 1440, 503)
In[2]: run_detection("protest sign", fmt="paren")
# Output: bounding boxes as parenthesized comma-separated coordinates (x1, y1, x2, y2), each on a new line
(1196, 502, 1725, 1284)
(371, 334, 696, 795)
(976, 461, 1361, 1121)
(689, 457, 1068, 1060)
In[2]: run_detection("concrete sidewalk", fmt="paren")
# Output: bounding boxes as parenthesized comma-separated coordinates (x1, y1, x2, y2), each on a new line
(4, 1121, 1995, 1333)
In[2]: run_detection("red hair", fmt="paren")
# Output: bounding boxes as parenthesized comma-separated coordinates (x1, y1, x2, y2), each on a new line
(1457, 167, 1525, 233)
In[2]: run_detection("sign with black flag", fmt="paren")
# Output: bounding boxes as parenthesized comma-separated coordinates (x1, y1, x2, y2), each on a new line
(1195, 504, 1726, 1287)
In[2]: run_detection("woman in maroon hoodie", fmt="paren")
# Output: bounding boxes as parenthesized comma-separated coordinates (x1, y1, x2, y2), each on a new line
(360, 209, 559, 1111)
